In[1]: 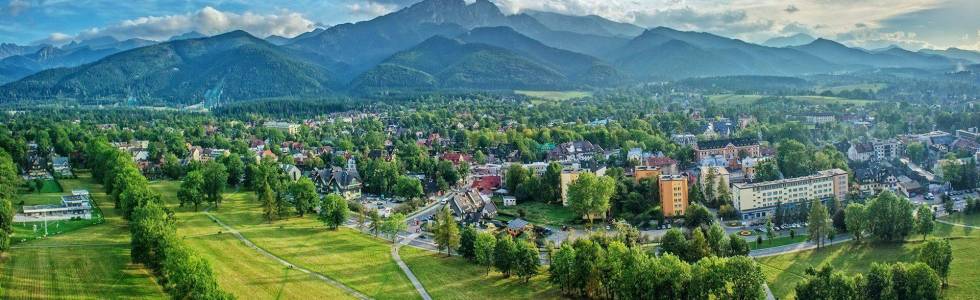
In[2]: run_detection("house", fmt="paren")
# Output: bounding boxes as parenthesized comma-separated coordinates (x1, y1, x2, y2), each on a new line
(506, 218, 531, 236)
(626, 148, 644, 162)
(313, 159, 362, 200)
(848, 141, 874, 162)
(559, 169, 581, 206)
(644, 156, 679, 175)
(281, 164, 302, 181)
(633, 166, 661, 183)
(264, 121, 300, 135)
(897, 176, 925, 198)
(671, 134, 697, 147)
(548, 141, 604, 162)
(449, 189, 497, 223)
(50, 156, 72, 177)
(695, 137, 760, 162)
(17, 190, 93, 221)
(502, 196, 517, 206)
(802, 113, 836, 124)
(471, 175, 501, 193)
(441, 152, 471, 165)
(699, 166, 730, 192)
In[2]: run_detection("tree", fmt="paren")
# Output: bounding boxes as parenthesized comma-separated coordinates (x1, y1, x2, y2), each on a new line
(726, 233, 750, 256)
(566, 173, 615, 228)
(542, 162, 563, 203)
(794, 265, 859, 300)
(754, 159, 780, 181)
(687, 227, 712, 262)
(514, 240, 540, 283)
(433, 206, 461, 256)
(474, 231, 497, 275)
(915, 205, 934, 240)
(765, 218, 776, 245)
(866, 191, 915, 241)
(494, 234, 517, 276)
(684, 203, 714, 228)
(368, 210, 382, 237)
(505, 164, 529, 193)
(201, 161, 228, 208)
(549, 243, 576, 294)
(807, 199, 831, 248)
(176, 170, 203, 209)
(659, 228, 687, 257)
(906, 142, 927, 163)
(890, 262, 941, 300)
(381, 213, 407, 243)
(459, 225, 477, 260)
(918, 239, 953, 287)
(725, 256, 767, 300)
(845, 203, 867, 242)
(162, 153, 183, 179)
(221, 153, 244, 187)
(319, 194, 349, 229)
(394, 175, 424, 201)
(0, 149, 16, 251)
(258, 183, 275, 222)
(290, 177, 317, 217)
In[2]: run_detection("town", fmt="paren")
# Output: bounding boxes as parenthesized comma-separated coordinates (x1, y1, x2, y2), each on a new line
(1, 88, 976, 299)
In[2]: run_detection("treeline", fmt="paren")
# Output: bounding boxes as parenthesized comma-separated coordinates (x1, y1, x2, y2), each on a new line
(212, 99, 355, 119)
(551, 235, 765, 300)
(86, 139, 232, 299)
(0, 149, 20, 252)
(795, 239, 952, 299)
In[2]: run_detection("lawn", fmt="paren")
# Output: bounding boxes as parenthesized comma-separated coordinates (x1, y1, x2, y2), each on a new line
(708, 94, 876, 106)
(400, 246, 560, 300)
(515, 90, 593, 102)
(0, 174, 166, 299)
(750, 234, 809, 250)
(496, 201, 578, 227)
(942, 212, 980, 226)
(758, 222, 980, 299)
(141, 181, 359, 300)
(184, 190, 419, 300)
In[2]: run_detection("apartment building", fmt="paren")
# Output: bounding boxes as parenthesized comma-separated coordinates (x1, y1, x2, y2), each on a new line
(659, 175, 689, 217)
(732, 169, 848, 220)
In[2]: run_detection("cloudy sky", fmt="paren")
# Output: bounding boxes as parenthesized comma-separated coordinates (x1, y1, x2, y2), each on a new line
(1, 0, 977, 51)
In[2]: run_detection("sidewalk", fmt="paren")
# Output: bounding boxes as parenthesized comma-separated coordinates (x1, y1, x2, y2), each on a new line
(750, 235, 853, 258)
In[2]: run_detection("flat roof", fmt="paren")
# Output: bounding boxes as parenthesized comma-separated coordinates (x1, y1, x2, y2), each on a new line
(733, 169, 847, 189)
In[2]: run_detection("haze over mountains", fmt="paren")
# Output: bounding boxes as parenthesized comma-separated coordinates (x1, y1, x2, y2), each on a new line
(0, 0, 977, 104)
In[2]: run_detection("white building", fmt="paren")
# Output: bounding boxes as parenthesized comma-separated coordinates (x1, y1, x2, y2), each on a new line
(732, 169, 848, 220)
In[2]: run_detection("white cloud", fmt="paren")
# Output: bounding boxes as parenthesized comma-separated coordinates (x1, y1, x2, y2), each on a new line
(347, 1, 399, 17)
(836, 29, 934, 50)
(5, 0, 29, 16)
(60, 6, 316, 42)
(34, 32, 73, 45)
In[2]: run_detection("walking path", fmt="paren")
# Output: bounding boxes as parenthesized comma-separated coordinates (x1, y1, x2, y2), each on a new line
(937, 219, 980, 229)
(391, 232, 433, 300)
(203, 208, 372, 300)
(750, 235, 853, 258)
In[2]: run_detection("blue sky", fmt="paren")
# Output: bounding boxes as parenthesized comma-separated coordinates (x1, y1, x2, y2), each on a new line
(1, 0, 977, 50)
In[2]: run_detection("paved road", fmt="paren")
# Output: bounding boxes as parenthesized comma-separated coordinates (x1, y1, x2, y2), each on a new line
(204, 208, 372, 300)
(392, 233, 432, 300)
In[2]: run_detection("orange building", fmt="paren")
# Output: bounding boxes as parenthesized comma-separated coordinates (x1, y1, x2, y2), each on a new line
(659, 175, 689, 217)
(634, 166, 662, 183)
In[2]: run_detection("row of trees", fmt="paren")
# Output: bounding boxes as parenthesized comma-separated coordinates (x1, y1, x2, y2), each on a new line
(551, 236, 765, 300)
(659, 224, 751, 263)
(430, 206, 541, 283)
(843, 191, 921, 242)
(796, 238, 952, 299)
(86, 139, 232, 299)
(0, 149, 20, 252)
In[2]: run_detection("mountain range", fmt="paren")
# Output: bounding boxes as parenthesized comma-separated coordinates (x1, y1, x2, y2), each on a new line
(0, 0, 977, 104)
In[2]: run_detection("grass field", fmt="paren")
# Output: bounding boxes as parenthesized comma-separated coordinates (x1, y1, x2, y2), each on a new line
(400, 246, 560, 300)
(750, 234, 809, 250)
(515, 90, 592, 102)
(758, 221, 980, 299)
(815, 83, 887, 93)
(11, 186, 106, 244)
(204, 193, 420, 300)
(142, 180, 358, 300)
(0, 174, 166, 299)
(708, 94, 876, 106)
(496, 201, 578, 227)
(942, 212, 980, 226)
